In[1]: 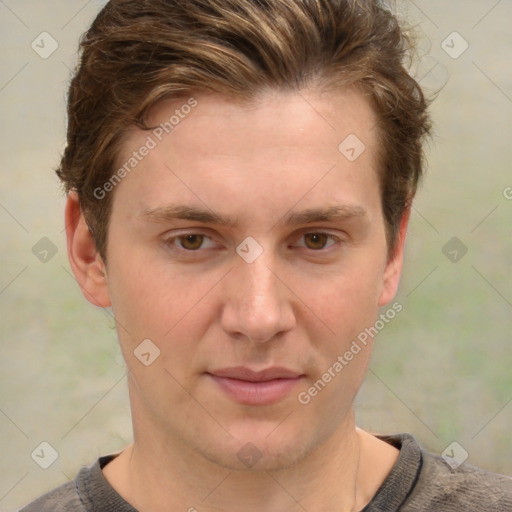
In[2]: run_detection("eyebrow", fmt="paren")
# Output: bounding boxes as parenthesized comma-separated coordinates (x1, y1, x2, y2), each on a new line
(138, 204, 367, 227)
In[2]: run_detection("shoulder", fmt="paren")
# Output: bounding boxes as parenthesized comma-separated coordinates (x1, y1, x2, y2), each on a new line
(18, 454, 131, 512)
(18, 480, 85, 512)
(403, 436, 512, 511)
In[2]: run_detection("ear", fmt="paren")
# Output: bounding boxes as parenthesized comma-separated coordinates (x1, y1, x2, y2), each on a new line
(378, 204, 411, 307)
(65, 192, 111, 308)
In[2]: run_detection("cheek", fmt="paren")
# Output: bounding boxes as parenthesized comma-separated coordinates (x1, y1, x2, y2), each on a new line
(105, 243, 216, 350)
(298, 268, 382, 408)
(297, 256, 385, 337)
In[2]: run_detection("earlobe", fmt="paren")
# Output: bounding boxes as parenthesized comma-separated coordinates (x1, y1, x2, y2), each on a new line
(378, 205, 411, 307)
(65, 192, 111, 308)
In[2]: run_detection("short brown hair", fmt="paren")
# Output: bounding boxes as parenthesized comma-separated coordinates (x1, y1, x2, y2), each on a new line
(58, 0, 431, 261)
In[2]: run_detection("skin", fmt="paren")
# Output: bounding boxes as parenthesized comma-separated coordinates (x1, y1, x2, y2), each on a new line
(66, 87, 409, 511)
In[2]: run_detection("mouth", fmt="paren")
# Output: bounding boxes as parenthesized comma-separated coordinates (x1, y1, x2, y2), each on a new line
(205, 366, 305, 406)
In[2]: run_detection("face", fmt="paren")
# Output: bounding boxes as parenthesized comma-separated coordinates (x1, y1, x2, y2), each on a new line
(71, 87, 406, 471)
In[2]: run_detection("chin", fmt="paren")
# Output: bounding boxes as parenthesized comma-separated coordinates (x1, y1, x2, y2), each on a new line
(195, 421, 318, 472)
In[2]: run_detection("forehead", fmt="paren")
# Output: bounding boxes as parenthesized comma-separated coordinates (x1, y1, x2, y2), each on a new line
(111, 87, 381, 223)
(122, 86, 378, 161)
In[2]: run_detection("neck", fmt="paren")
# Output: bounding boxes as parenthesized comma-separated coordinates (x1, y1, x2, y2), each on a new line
(102, 380, 399, 512)
(104, 417, 368, 512)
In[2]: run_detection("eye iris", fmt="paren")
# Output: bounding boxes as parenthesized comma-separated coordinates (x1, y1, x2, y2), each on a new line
(305, 233, 328, 250)
(181, 235, 204, 250)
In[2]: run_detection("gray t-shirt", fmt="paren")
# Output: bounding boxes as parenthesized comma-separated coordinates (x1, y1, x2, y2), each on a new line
(19, 433, 512, 511)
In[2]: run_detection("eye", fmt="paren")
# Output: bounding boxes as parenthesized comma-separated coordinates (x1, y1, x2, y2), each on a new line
(165, 233, 217, 251)
(296, 232, 341, 250)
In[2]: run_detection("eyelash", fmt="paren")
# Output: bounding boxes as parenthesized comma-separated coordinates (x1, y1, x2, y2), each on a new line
(162, 231, 342, 254)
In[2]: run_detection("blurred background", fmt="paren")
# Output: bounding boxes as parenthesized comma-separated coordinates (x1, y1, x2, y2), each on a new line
(0, 0, 511, 509)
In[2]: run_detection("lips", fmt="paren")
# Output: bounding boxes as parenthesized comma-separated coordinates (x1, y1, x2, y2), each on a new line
(206, 366, 304, 405)
(210, 366, 302, 381)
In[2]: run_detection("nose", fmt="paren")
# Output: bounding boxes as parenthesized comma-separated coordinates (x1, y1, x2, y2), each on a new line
(220, 251, 296, 344)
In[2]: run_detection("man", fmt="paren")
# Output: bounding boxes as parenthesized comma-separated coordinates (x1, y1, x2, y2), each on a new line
(20, 0, 511, 510)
